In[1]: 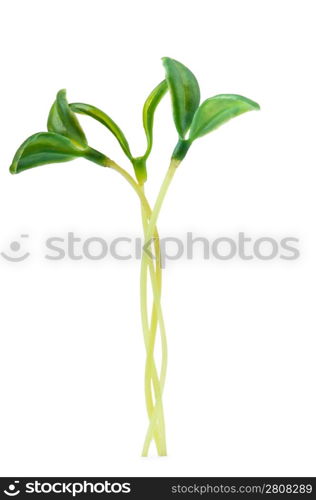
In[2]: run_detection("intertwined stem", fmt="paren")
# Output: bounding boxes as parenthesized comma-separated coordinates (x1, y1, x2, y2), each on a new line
(140, 160, 178, 455)
(107, 160, 168, 455)
(140, 188, 167, 456)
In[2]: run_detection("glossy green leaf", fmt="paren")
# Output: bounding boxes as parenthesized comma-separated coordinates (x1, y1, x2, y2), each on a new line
(70, 102, 133, 160)
(162, 57, 200, 139)
(189, 94, 260, 141)
(142, 80, 168, 160)
(9, 132, 106, 174)
(47, 89, 87, 145)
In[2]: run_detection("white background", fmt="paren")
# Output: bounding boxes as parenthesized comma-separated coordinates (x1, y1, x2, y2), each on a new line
(0, 0, 315, 477)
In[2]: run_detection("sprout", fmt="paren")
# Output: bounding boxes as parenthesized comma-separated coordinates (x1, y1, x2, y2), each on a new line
(9, 57, 260, 457)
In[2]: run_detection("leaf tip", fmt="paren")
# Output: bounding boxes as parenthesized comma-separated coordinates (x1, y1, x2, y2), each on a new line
(161, 56, 173, 67)
(248, 98, 260, 111)
(57, 88, 67, 98)
(245, 96, 260, 111)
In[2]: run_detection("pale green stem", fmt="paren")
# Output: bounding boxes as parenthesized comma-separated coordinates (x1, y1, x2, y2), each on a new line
(107, 159, 167, 455)
(140, 197, 162, 451)
(141, 159, 179, 456)
(144, 258, 168, 453)
(140, 185, 168, 455)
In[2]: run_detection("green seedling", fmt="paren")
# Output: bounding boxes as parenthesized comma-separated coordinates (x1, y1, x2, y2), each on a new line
(10, 57, 260, 456)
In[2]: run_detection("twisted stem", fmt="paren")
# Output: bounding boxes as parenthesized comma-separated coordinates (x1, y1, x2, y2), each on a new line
(107, 159, 168, 455)
(140, 187, 167, 456)
(140, 160, 178, 455)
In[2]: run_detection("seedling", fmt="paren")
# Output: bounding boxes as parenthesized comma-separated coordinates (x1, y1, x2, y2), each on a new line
(10, 57, 260, 456)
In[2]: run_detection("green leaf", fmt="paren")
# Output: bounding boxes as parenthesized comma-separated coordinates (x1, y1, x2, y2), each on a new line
(47, 89, 87, 145)
(142, 80, 168, 159)
(70, 102, 133, 160)
(9, 132, 106, 174)
(162, 57, 200, 139)
(189, 94, 260, 141)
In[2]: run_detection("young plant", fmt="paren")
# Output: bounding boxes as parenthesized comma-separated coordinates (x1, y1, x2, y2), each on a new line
(9, 57, 259, 456)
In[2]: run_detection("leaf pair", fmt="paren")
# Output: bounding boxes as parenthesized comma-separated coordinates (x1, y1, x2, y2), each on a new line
(70, 80, 168, 183)
(162, 58, 260, 161)
(10, 90, 107, 174)
(10, 79, 168, 181)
